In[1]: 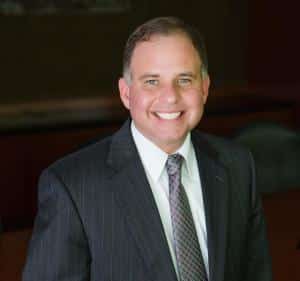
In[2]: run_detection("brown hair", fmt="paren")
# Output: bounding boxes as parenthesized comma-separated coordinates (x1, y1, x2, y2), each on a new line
(122, 16, 208, 81)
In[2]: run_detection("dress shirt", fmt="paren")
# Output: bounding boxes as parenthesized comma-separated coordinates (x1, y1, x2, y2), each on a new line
(131, 122, 209, 279)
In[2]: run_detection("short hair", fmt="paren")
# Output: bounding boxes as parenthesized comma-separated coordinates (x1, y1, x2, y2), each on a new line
(122, 16, 208, 82)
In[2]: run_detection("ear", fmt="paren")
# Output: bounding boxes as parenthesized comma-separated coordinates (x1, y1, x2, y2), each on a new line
(118, 77, 130, 110)
(201, 74, 210, 105)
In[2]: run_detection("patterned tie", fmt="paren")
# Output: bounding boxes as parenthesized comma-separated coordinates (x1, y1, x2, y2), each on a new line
(166, 154, 208, 281)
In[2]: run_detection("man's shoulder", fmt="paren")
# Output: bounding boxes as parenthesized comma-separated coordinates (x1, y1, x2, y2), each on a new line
(192, 130, 251, 164)
(47, 134, 113, 178)
(43, 120, 133, 181)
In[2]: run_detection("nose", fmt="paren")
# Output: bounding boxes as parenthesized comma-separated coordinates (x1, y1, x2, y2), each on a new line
(159, 83, 180, 104)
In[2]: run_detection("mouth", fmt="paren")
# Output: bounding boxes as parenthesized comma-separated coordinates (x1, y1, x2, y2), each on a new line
(155, 111, 182, 120)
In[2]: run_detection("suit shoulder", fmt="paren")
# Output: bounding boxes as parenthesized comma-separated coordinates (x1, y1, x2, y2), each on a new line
(47, 134, 112, 178)
(192, 130, 251, 164)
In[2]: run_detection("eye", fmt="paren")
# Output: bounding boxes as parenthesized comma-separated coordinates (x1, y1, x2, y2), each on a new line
(145, 79, 159, 86)
(178, 78, 192, 86)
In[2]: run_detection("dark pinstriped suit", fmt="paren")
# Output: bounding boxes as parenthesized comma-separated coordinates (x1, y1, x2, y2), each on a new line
(22, 120, 272, 281)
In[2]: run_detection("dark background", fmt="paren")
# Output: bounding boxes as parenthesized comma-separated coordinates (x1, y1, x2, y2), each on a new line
(0, 0, 264, 103)
(1, 1, 300, 281)
(1, 0, 299, 104)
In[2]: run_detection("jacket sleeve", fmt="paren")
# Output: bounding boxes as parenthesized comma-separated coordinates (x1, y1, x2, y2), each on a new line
(245, 151, 273, 281)
(22, 169, 90, 281)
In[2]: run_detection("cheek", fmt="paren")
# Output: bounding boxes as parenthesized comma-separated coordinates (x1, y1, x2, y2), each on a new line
(185, 91, 204, 108)
(130, 92, 154, 114)
(185, 93, 205, 121)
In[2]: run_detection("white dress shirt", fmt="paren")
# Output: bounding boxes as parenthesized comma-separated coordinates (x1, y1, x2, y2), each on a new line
(131, 122, 209, 279)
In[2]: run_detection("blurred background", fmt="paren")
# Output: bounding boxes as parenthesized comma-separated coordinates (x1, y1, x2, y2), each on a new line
(0, 0, 299, 280)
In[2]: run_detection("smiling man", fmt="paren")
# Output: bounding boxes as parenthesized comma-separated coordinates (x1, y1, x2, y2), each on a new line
(23, 17, 272, 281)
(119, 32, 209, 154)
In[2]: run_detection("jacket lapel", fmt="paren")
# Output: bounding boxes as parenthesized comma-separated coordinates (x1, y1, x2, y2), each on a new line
(192, 133, 228, 281)
(106, 121, 178, 281)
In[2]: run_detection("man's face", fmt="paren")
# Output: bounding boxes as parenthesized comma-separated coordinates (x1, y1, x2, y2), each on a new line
(119, 33, 210, 153)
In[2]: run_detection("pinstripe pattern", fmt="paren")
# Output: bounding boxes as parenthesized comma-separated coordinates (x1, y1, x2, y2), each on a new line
(22, 120, 272, 281)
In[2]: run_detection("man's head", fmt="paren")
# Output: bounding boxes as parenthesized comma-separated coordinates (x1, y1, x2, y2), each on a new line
(122, 17, 208, 83)
(119, 17, 210, 153)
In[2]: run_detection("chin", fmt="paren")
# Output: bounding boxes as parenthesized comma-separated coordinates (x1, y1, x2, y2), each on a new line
(159, 135, 187, 150)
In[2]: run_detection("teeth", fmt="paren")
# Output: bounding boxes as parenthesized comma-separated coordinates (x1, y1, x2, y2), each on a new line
(156, 112, 181, 120)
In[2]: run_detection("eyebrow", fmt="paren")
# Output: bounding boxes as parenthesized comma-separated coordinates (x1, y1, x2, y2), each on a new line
(178, 72, 197, 78)
(138, 71, 197, 81)
(138, 73, 160, 81)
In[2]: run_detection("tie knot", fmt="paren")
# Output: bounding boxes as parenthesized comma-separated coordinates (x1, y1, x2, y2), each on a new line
(166, 153, 183, 176)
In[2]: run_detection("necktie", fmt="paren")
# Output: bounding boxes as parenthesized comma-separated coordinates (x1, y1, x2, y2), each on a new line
(166, 154, 208, 281)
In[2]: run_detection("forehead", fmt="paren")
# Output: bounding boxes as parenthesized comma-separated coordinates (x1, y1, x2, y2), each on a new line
(130, 34, 201, 74)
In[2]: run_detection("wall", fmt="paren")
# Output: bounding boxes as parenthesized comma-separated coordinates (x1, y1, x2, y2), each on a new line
(0, 0, 248, 105)
(248, 0, 300, 86)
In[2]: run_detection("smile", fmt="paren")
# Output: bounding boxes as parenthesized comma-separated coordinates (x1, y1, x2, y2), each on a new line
(155, 112, 182, 120)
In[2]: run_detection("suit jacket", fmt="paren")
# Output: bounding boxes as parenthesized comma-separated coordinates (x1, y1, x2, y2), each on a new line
(23, 120, 272, 281)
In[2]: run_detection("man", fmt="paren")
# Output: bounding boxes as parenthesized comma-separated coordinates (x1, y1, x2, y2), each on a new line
(23, 17, 272, 281)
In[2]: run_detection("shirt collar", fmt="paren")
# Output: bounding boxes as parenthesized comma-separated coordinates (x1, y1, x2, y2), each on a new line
(176, 132, 193, 178)
(131, 121, 193, 182)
